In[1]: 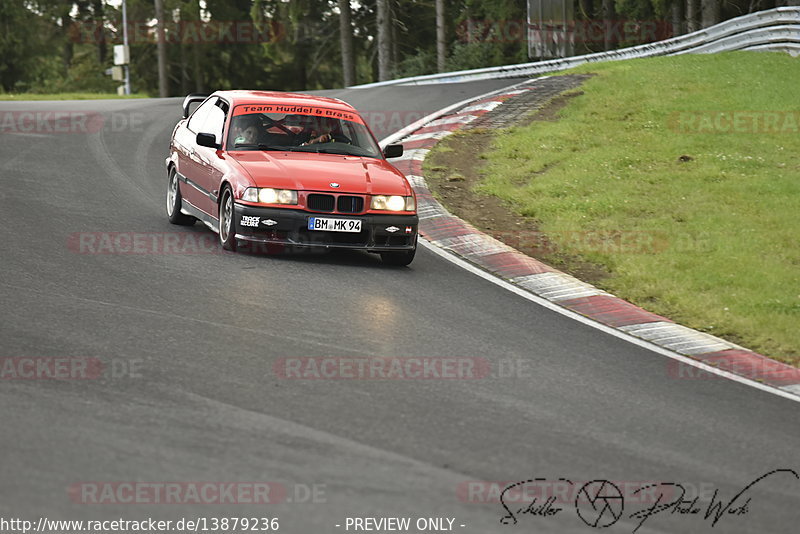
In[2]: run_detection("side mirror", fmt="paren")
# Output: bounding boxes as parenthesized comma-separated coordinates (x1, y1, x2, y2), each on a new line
(182, 93, 210, 118)
(383, 144, 403, 159)
(196, 132, 220, 149)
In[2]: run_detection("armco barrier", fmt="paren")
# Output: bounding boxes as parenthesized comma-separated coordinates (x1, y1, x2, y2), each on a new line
(353, 7, 800, 88)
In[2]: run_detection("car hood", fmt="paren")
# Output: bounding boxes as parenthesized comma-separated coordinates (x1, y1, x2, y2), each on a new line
(229, 151, 411, 196)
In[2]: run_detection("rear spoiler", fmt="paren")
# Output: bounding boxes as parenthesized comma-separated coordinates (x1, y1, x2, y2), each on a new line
(182, 93, 210, 119)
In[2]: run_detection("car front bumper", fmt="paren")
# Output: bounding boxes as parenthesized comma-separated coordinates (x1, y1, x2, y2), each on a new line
(233, 203, 418, 251)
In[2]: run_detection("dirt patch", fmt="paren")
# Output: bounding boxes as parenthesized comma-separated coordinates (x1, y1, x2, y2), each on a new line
(526, 91, 583, 123)
(423, 77, 610, 284)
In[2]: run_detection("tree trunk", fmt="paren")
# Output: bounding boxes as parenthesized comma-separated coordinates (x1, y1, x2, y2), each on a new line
(686, 0, 700, 32)
(180, 37, 188, 95)
(671, 0, 685, 36)
(189, 0, 204, 93)
(154, 0, 169, 97)
(701, 0, 721, 28)
(602, 0, 616, 51)
(576, 0, 593, 55)
(338, 0, 356, 86)
(295, 15, 310, 90)
(192, 45, 204, 93)
(92, 0, 107, 64)
(391, 2, 398, 72)
(60, 12, 74, 74)
(376, 0, 391, 81)
(436, 0, 445, 72)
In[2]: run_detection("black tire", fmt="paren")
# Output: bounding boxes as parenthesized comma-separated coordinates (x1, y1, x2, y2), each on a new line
(218, 186, 238, 252)
(380, 244, 416, 266)
(166, 168, 196, 226)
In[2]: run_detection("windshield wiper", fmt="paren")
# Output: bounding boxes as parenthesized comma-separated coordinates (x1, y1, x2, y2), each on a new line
(232, 143, 300, 151)
(303, 146, 374, 157)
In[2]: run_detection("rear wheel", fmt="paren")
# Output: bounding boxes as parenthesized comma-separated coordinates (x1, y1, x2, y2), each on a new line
(380, 243, 416, 266)
(166, 168, 195, 226)
(218, 186, 237, 251)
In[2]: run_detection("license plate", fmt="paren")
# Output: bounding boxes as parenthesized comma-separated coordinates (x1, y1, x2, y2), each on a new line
(307, 217, 362, 233)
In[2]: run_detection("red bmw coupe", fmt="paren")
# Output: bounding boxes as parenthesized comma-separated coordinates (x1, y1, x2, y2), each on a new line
(166, 90, 417, 265)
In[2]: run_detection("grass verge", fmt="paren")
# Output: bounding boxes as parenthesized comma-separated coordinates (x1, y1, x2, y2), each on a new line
(433, 52, 800, 366)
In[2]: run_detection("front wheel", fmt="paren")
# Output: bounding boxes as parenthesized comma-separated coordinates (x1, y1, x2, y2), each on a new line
(218, 186, 238, 251)
(166, 168, 195, 226)
(380, 245, 416, 266)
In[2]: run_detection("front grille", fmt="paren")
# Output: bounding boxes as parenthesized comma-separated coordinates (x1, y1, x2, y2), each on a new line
(337, 195, 364, 213)
(307, 194, 335, 212)
(307, 193, 364, 214)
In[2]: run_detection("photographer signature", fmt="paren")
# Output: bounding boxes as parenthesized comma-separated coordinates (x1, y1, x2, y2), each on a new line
(498, 469, 798, 531)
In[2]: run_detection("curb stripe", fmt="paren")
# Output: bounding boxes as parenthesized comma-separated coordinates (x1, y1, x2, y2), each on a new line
(558, 295, 669, 328)
(381, 77, 800, 400)
(696, 349, 800, 387)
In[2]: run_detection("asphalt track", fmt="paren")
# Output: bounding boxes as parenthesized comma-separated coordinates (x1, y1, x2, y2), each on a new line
(0, 80, 798, 533)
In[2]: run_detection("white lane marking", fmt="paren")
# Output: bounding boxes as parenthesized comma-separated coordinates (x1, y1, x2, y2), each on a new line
(419, 239, 800, 403)
(401, 130, 453, 143)
(425, 115, 477, 127)
(392, 148, 429, 162)
(461, 101, 505, 113)
(380, 80, 800, 402)
(380, 78, 543, 148)
(784, 384, 800, 396)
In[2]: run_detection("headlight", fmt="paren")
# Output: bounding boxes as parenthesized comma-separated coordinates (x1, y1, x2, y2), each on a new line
(242, 187, 297, 205)
(259, 188, 278, 204)
(371, 195, 415, 211)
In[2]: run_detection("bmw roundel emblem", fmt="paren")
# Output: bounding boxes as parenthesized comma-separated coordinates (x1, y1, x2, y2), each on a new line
(329, 182, 340, 188)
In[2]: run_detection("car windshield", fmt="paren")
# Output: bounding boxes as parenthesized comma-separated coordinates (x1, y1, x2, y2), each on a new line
(226, 106, 382, 158)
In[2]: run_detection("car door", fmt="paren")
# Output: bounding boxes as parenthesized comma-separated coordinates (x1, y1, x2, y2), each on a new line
(178, 97, 217, 214)
(194, 98, 229, 218)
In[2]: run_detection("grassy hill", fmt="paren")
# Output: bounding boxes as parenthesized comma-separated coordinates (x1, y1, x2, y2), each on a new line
(471, 52, 799, 365)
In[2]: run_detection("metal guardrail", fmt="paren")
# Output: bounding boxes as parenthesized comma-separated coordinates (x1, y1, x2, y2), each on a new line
(352, 7, 800, 88)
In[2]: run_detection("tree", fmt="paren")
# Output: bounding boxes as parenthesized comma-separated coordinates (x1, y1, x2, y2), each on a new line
(436, 0, 445, 72)
(376, 0, 391, 81)
(338, 0, 356, 86)
(687, 0, 700, 32)
(603, 0, 617, 51)
(91, 0, 108, 63)
(701, 0, 720, 28)
(671, 0, 685, 36)
(154, 0, 168, 97)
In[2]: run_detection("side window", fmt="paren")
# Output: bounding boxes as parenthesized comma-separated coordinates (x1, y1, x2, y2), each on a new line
(201, 101, 227, 144)
(187, 97, 216, 133)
